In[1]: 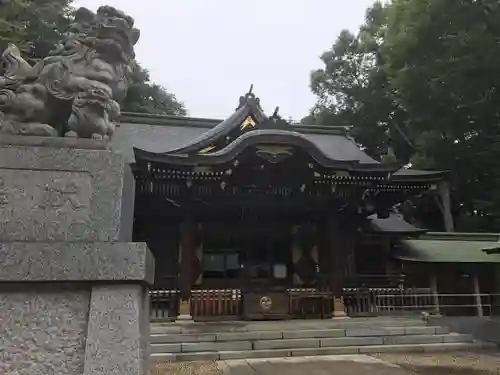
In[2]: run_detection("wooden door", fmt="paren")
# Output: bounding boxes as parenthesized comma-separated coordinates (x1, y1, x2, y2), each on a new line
(242, 235, 291, 320)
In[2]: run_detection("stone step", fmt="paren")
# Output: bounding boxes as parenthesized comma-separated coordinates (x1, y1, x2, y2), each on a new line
(149, 326, 449, 344)
(150, 342, 495, 362)
(150, 333, 472, 354)
(151, 317, 426, 334)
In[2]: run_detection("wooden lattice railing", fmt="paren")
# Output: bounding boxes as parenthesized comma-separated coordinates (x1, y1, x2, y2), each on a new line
(288, 288, 333, 319)
(190, 289, 242, 321)
(150, 289, 179, 321)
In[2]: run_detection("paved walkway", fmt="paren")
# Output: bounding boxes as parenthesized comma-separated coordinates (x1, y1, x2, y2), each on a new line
(150, 351, 500, 375)
(218, 355, 413, 375)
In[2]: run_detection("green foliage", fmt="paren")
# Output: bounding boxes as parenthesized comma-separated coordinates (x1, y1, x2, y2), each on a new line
(0, 0, 31, 55)
(0, 1, 187, 117)
(383, 0, 500, 231)
(308, 0, 500, 231)
(121, 62, 187, 116)
(0, 0, 72, 63)
(306, 2, 413, 163)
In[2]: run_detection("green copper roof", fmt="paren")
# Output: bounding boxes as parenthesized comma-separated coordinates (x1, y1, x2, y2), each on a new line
(394, 233, 500, 263)
(366, 214, 426, 235)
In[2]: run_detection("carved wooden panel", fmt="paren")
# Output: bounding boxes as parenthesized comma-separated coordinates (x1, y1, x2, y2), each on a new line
(242, 291, 289, 320)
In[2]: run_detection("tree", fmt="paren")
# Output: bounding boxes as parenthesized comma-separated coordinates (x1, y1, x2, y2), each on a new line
(121, 62, 187, 116)
(0, 0, 72, 63)
(0, 0, 31, 55)
(307, 0, 500, 232)
(0, 1, 187, 117)
(305, 2, 413, 163)
(383, 0, 500, 231)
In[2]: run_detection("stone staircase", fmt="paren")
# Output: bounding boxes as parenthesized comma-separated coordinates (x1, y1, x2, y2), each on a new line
(150, 317, 494, 362)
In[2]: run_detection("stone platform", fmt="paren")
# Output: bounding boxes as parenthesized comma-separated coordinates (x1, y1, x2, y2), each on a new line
(149, 317, 494, 362)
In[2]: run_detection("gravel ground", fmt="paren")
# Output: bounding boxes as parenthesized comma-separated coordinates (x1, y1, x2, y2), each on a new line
(150, 351, 500, 375)
(374, 351, 500, 375)
(151, 360, 222, 375)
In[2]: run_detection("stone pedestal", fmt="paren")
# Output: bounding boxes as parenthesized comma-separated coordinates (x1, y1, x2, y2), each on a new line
(0, 137, 154, 375)
(332, 296, 349, 319)
(177, 298, 193, 322)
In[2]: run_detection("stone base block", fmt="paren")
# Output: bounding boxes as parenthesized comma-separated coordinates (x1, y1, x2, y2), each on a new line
(332, 296, 348, 318)
(176, 314, 194, 323)
(84, 285, 150, 375)
(0, 286, 90, 375)
(0, 241, 154, 375)
(176, 298, 193, 322)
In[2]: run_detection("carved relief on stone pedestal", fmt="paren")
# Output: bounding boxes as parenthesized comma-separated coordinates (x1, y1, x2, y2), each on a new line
(0, 177, 8, 206)
(0, 169, 92, 240)
(38, 181, 89, 211)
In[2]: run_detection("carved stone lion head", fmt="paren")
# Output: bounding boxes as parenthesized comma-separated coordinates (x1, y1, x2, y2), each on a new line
(69, 5, 140, 62)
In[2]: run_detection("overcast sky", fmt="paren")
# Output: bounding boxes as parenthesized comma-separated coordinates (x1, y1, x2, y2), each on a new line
(74, 0, 374, 120)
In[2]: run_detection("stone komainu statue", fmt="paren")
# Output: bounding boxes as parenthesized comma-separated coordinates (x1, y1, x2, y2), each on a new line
(0, 6, 140, 139)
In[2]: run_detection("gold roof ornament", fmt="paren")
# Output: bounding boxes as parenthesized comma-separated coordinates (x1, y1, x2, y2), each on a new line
(197, 145, 216, 154)
(240, 116, 257, 130)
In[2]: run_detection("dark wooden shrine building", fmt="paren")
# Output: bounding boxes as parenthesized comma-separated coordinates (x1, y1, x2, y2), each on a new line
(124, 90, 447, 320)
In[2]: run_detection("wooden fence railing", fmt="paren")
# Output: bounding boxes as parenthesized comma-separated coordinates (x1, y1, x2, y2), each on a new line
(150, 289, 179, 321)
(288, 288, 333, 319)
(149, 287, 491, 321)
(149, 288, 333, 321)
(190, 289, 242, 321)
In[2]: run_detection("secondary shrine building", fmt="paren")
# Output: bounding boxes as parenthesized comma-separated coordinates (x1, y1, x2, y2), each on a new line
(111, 90, 500, 321)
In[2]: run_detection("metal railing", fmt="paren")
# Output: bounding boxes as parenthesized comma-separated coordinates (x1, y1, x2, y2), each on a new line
(375, 292, 497, 317)
(342, 287, 433, 316)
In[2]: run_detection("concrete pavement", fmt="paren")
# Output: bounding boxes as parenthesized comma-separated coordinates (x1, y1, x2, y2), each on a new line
(218, 355, 414, 375)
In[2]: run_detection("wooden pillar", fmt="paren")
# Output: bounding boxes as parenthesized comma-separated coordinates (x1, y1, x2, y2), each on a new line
(327, 215, 353, 318)
(472, 272, 484, 317)
(291, 225, 303, 286)
(429, 268, 441, 315)
(177, 215, 196, 321)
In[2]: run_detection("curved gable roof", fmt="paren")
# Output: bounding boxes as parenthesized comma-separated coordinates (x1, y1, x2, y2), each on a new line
(168, 91, 267, 154)
(133, 128, 395, 170)
(127, 89, 389, 169)
(111, 88, 445, 180)
(113, 121, 380, 164)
